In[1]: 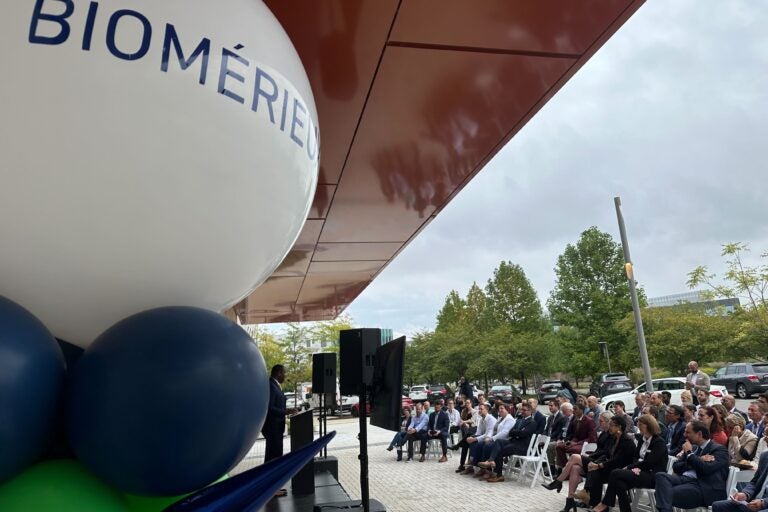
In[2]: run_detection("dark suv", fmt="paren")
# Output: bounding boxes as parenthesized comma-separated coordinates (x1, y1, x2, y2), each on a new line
(589, 373, 632, 398)
(711, 363, 768, 399)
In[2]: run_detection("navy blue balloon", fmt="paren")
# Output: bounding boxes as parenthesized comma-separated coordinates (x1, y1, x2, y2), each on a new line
(0, 295, 65, 483)
(68, 307, 269, 496)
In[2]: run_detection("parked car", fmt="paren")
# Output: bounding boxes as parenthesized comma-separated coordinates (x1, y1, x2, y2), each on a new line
(427, 384, 449, 402)
(589, 373, 632, 398)
(711, 362, 768, 399)
(339, 395, 358, 413)
(285, 393, 310, 411)
(352, 396, 412, 417)
(487, 384, 520, 404)
(599, 377, 728, 410)
(408, 385, 428, 402)
(538, 380, 579, 404)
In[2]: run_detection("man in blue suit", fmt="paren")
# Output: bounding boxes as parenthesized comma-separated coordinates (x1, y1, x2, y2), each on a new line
(262, 364, 295, 464)
(654, 421, 730, 512)
(665, 405, 687, 455)
(712, 451, 768, 512)
(423, 401, 450, 462)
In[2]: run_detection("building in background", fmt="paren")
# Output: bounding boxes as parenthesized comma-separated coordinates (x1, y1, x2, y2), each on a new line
(647, 290, 739, 314)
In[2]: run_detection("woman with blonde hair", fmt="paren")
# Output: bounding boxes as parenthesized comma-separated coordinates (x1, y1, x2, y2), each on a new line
(726, 413, 758, 464)
(680, 390, 693, 405)
(591, 415, 668, 512)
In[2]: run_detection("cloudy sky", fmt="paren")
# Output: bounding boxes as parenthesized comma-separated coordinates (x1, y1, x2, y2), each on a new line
(342, 0, 768, 337)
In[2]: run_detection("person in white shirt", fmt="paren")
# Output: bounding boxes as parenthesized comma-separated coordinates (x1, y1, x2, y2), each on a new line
(461, 404, 496, 475)
(445, 399, 461, 445)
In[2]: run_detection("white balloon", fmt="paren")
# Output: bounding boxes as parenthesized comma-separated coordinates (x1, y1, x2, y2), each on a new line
(0, 1, 318, 347)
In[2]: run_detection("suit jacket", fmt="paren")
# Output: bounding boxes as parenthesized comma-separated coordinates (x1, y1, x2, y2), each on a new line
(686, 370, 711, 394)
(666, 420, 687, 456)
(567, 415, 597, 444)
(741, 450, 768, 502)
(533, 411, 547, 434)
(507, 415, 539, 454)
(509, 416, 538, 441)
(546, 411, 566, 439)
(629, 435, 669, 473)
(599, 435, 636, 472)
(262, 378, 286, 435)
(427, 410, 449, 435)
(672, 440, 729, 504)
(746, 420, 766, 439)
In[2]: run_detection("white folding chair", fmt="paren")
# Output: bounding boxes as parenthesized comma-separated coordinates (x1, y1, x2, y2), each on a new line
(631, 455, 677, 512)
(581, 442, 598, 455)
(426, 437, 450, 459)
(506, 434, 538, 478)
(513, 434, 554, 488)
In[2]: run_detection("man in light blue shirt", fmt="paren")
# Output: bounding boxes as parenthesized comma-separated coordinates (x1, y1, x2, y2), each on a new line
(406, 402, 429, 461)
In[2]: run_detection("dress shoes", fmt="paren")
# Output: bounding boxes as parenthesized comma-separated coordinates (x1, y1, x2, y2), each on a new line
(486, 475, 504, 483)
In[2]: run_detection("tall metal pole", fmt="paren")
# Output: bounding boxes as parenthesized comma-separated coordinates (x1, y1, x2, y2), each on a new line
(614, 197, 653, 393)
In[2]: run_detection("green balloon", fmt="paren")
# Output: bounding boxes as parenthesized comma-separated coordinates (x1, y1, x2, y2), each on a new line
(123, 493, 183, 512)
(0, 460, 128, 512)
(123, 475, 229, 512)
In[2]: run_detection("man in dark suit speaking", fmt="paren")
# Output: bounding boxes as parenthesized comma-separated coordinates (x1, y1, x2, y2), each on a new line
(262, 364, 297, 463)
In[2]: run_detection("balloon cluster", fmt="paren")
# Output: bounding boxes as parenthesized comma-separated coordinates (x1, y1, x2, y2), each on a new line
(0, 296, 268, 511)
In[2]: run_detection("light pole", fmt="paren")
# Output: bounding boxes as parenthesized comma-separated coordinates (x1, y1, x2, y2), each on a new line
(599, 341, 612, 373)
(614, 197, 653, 393)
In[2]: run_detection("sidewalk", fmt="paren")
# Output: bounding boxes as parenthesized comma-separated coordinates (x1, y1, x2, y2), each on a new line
(330, 418, 568, 512)
(233, 416, 571, 512)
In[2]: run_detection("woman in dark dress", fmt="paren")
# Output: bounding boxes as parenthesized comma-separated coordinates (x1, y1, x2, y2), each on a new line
(543, 412, 614, 497)
(580, 415, 636, 509)
(591, 414, 669, 512)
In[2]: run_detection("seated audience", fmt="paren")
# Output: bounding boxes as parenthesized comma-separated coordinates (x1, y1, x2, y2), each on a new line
(423, 401, 450, 462)
(712, 451, 768, 512)
(387, 406, 412, 460)
(581, 416, 635, 509)
(665, 404, 687, 455)
(460, 404, 497, 474)
(477, 402, 538, 482)
(554, 403, 597, 473)
(751, 413, 768, 469)
(592, 414, 669, 512)
(405, 402, 429, 461)
(698, 406, 727, 446)
(654, 421, 729, 512)
(544, 413, 613, 498)
(725, 413, 757, 464)
(722, 394, 748, 422)
(746, 401, 767, 438)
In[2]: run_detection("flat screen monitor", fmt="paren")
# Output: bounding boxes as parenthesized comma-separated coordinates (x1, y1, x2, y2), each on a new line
(370, 336, 405, 432)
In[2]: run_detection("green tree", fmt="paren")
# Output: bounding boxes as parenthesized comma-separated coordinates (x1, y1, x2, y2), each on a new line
(688, 242, 768, 353)
(547, 227, 643, 378)
(308, 314, 356, 353)
(278, 323, 313, 395)
(617, 306, 738, 374)
(436, 290, 466, 332)
(485, 261, 545, 333)
(245, 325, 285, 374)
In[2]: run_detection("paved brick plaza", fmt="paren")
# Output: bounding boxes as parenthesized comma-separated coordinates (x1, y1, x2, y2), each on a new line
(330, 417, 566, 512)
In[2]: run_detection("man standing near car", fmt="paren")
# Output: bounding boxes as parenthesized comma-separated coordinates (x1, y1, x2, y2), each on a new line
(685, 361, 710, 405)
